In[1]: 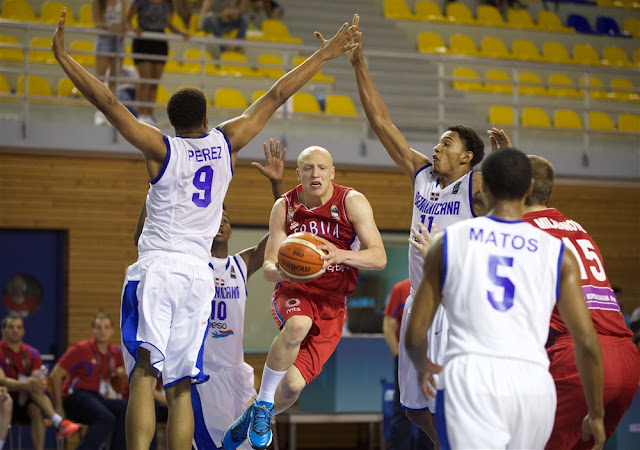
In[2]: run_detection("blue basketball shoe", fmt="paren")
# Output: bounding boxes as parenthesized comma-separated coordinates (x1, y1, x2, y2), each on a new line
(222, 403, 254, 450)
(248, 400, 274, 449)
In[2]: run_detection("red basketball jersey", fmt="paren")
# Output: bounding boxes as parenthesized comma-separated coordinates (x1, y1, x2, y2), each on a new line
(523, 208, 630, 338)
(281, 183, 359, 295)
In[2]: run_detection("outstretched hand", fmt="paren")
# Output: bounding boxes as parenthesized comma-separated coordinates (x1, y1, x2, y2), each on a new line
(347, 14, 363, 65)
(487, 127, 512, 152)
(251, 139, 286, 183)
(315, 21, 360, 61)
(409, 223, 440, 260)
(51, 8, 67, 58)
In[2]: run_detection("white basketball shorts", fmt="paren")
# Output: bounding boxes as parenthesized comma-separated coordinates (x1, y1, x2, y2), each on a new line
(192, 362, 256, 450)
(436, 355, 556, 449)
(121, 251, 214, 386)
(398, 295, 449, 412)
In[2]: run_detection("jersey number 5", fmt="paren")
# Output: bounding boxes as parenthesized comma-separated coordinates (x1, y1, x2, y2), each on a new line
(192, 166, 214, 207)
(487, 255, 515, 312)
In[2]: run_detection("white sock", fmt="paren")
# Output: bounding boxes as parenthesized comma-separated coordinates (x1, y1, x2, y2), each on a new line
(256, 364, 287, 405)
(51, 413, 63, 428)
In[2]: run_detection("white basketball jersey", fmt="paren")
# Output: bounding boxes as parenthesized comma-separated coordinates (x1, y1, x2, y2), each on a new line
(442, 216, 564, 368)
(138, 128, 233, 261)
(409, 166, 475, 292)
(203, 253, 248, 367)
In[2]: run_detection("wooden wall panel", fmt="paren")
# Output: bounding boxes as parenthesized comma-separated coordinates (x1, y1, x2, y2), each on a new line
(1, 152, 638, 349)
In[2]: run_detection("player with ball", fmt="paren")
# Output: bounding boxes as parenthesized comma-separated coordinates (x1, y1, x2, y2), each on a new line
(223, 145, 387, 450)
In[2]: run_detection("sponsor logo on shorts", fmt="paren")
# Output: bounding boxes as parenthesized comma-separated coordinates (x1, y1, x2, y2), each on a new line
(285, 298, 301, 314)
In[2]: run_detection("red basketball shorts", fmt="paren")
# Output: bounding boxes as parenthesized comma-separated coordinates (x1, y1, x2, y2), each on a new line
(271, 284, 347, 384)
(545, 334, 640, 450)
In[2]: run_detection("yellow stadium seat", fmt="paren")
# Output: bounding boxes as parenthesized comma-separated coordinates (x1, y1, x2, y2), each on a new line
(188, 14, 206, 36)
(484, 70, 512, 94)
(255, 19, 302, 44)
(623, 18, 640, 38)
(596, 0, 615, 6)
(0, 74, 15, 101)
(292, 92, 322, 114)
(588, 111, 615, 130)
(165, 13, 187, 33)
(608, 78, 639, 101)
(579, 75, 607, 100)
(537, 10, 574, 33)
(164, 50, 183, 73)
(414, 1, 445, 22)
(252, 90, 268, 104)
(511, 40, 542, 62)
(547, 74, 582, 98)
(489, 105, 514, 125)
(522, 107, 551, 127)
(40, 1, 74, 25)
(445, 3, 475, 24)
(256, 54, 284, 78)
(573, 44, 601, 66)
(16, 75, 52, 102)
(69, 40, 95, 67)
(123, 44, 134, 67)
(325, 94, 358, 116)
(542, 42, 572, 64)
(480, 37, 511, 59)
(156, 85, 171, 105)
(0, 35, 24, 62)
(452, 67, 483, 91)
(618, 113, 640, 132)
(506, 9, 537, 30)
(601, 46, 631, 67)
(1, 0, 36, 21)
(28, 37, 56, 64)
(417, 32, 447, 54)
(476, 5, 507, 27)
(554, 109, 583, 129)
(182, 48, 217, 74)
(449, 34, 479, 57)
(77, 4, 93, 27)
(57, 77, 82, 98)
(383, 0, 415, 20)
(218, 51, 257, 77)
(634, 49, 640, 67)
(214, 88, 248, 109)
(293, 57, 334, 82)
(518, 72, 546, 96)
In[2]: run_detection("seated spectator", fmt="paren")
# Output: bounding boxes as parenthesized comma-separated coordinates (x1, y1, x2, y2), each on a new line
(630, 307, 640, 352)
(248, 0, 282, 27)
(0, 386, 13, 449)
(50, 313, 128, 450)
(0, 313, 79, 450)
(199, 0, 249, 52)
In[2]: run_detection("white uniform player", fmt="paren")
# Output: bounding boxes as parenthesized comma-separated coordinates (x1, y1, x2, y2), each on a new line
(192, 253, 255, 450)
(398, 166, 475, 412)
(121, 129, 233, 386)
(437, 216, 562, 448)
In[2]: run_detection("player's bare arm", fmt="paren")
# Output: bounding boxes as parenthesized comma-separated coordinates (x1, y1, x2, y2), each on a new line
(219, 22, 359, 159)
(262, 199, 296, 283)
(316, 191, 386, 271)
(405, 233, 444, 400)
(556, 249, 605, 449)
(52, 9, 167, 174)
(348, 14, 428, 178)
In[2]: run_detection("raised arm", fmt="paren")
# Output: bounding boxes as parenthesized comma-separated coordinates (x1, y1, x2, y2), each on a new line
(348, 14, 428, 178)
(239, 139, 287, 277)
(52, 10, 167, 174)
(405, 233, 444, 400)
(219, 22, 359, 162)
(556, 249, 605, 449)
(262, 199, 292, 283)
(317, 191, 386, 271)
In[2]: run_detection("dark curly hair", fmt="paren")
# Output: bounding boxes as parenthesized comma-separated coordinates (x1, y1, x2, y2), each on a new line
(167, 88, 207, 130)
(447, 125, 485, 167)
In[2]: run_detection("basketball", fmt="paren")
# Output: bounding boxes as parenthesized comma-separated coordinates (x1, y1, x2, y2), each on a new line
(278, 232, 327, 282)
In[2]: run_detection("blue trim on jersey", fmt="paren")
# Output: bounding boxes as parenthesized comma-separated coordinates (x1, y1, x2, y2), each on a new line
(216, 126, 234, 176)
(556, 243, 565, 302)
(121, 280, 142, 367)
(193, 323, 210, 385)
(225, 257, 231, 270)
(414, 163, 433, 181)
(150, 136, 171, 184)
(467, 171, 477, 218)
(232, 255, 248, 296)
(441, 230, 449, 292)
(486, 215, 524, 224)
(435, 390, 451, 450)
(209, 262, 214, 271)
(191, 385, 220, 449)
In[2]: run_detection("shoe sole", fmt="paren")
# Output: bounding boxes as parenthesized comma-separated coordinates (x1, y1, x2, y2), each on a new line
(249, 434, 272, 450)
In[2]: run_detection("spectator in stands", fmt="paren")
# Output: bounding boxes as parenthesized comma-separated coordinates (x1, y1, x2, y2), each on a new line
(127, 0, 190, 126)
(0, 386, 12, 449)
(630, 307, 640, 352)
(49, 312, 128, 450)
(248, 0, 282, 28)
(199, 0, 249, 52)
(614, 286, 632, 328)
(0, 313, 80, 449)
(92, 0, 128, 126)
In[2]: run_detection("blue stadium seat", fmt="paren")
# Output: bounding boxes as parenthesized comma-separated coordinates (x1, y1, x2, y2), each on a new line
(567, 14, 597, 34)
(595, 16, 632, 37)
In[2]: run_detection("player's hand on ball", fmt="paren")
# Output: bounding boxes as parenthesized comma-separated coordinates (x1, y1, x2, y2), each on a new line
(314, 236, 340, 266)
(417, 359, 443, 401)
(581, 413, 605, 450)
(409, 223, 440, 260)
(274, 262, 299, 283)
